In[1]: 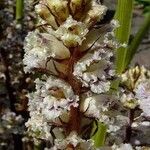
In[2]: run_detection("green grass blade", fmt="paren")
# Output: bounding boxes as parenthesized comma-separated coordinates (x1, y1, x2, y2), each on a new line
(125, 12, 150, 68)
(115, 0, 134, 74)
(16, 0, 24, 23)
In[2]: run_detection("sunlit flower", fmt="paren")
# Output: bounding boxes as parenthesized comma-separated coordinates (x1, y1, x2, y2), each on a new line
(73, 48, 114, 94)
(80, 94, 111, 119)
(28, 76, 79, 121)
(55, 16, 89, 47)
(23, 30, 70, 72)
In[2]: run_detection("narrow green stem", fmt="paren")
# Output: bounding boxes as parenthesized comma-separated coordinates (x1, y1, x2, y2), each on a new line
(115, 0, 134, 74)
(16, 0, 24, 23)
(125, 12, 150, 68)
(111, 0, 134, 99)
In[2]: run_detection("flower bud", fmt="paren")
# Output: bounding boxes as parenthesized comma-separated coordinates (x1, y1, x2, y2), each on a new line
(83, 1, 107, 27)
(70, 0, 83, 20)
(46, 0, 69, 24)
(70, 0, 82, 11)
(70, 0, 93, 20)
(35, 3, 58, 29)
(121, 66, 150, 90)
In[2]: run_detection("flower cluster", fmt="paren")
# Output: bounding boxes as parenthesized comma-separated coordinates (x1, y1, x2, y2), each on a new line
(28, 76, 79, 120)
(23, 0, 150, 149)
(120, 66, 150, 116)
(113, 66, 150, 146)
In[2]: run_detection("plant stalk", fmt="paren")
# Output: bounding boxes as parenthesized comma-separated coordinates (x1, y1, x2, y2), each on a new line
(115, 0, 134, 74)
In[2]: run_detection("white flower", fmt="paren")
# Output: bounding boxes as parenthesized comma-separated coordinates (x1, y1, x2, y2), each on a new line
(50, 132, 95, 150)
(80, 94, 112, 119)
(90, 81, 111, 94)
(73, 19, 117, 94)
(80, 93, 129, 132)
(40, 95, 78, 120)
(110, 19, 120, 29)
(135, 80, 150, 117)
(73, 49, 114, 94)
(55, 16, 89, 47)
(28, 76, 79, 121)
(25, 113, 52, 141)
(23, 30, 70, 72)
(27, 91, 43, 116)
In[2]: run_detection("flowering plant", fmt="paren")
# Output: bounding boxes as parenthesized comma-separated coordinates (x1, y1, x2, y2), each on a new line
(23, 0, 150, 149)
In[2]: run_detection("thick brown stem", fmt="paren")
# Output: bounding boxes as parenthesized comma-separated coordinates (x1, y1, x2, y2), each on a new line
(66, 48, 82, 134)
(68, 106, 81, 134)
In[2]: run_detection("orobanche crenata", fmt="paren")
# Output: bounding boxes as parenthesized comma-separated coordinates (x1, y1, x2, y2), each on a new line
(23, 0, 150, 149)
